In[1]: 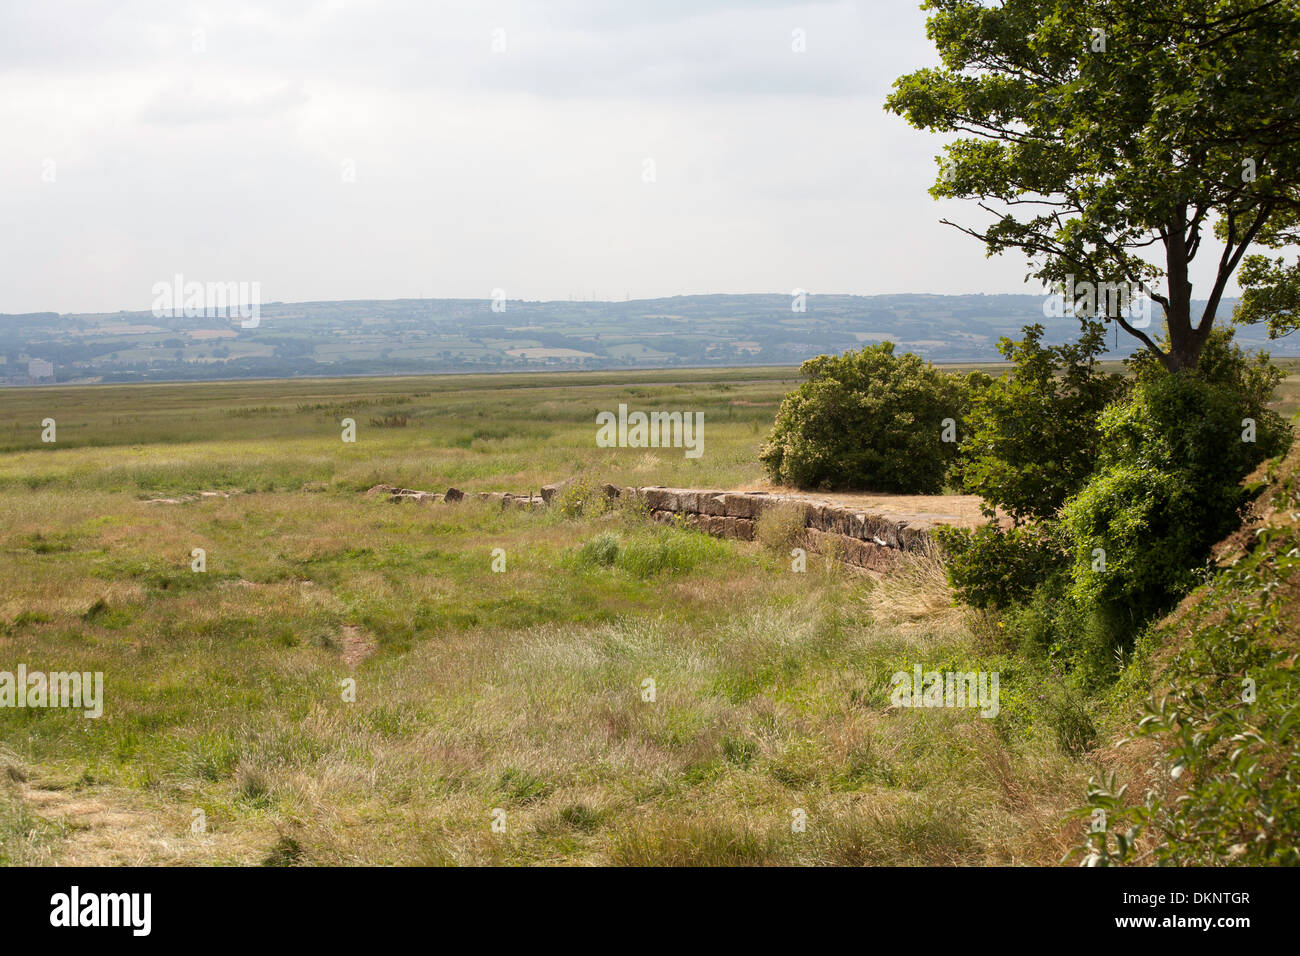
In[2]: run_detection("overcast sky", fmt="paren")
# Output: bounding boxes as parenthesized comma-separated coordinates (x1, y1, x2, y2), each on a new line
(0, 0, 1238, 315)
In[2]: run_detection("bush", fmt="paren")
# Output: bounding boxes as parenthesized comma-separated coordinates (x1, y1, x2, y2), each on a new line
(553, 479, 615, 519)
(1078, 510, 1300, 865)
(956, 322, 1127, 522)
(1113, 330, 1290, 494)
(759, 342, 973, 493)
(934, 521, 1069, 610)
(946, 328, 1291, 686)
(1062, 343, 1292, 624)
(1060, 462, 1204, 622)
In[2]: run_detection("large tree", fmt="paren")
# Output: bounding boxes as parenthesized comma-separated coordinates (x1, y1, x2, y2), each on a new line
(886, 0, 1300, 371)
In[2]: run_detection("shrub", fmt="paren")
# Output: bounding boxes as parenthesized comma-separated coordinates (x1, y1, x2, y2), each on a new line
(934, 521, 1069, 610)
(1041, 681, 1098, 756)
(553, 479, 614, 519)
(1112, 330, 1290, 495)
(948, 328, 1291, 686)
(1062, 346, 1292, 625)
(1060, 462, 1204, 623)
(956, 322, 1126, 522)
(1077, 515, 1300, 865)
(759, 342, 973, 493)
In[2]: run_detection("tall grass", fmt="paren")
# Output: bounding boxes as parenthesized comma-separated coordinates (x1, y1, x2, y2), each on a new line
(0, 369, 1086, 865)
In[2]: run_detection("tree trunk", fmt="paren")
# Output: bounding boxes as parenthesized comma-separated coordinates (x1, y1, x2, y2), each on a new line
(1163, 322, 1205, 372)
(1160, 217, 1204, 372)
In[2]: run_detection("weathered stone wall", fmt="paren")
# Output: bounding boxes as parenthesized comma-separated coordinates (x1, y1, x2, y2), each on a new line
(369, 482, 943, 571)
(616, 487, 938, 570)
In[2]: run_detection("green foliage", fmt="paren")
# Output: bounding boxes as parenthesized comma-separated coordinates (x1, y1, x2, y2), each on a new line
(574, 526, 731, 578)
(1064, 336, 1292, 622)
(1127, 327, 1288, 432)
(886, 0, 1300, 370)
(1060, 462, 1205, 623)
(554, 479, 615, 519)
(759, 342, 972, 492)
(935, 520, 1069, 610)
(956, 322, 1126, 521)
(947, 327, 1293, 694)
(1077, 506, 1300, 865)
(1040, 682, 1098, 757)
(1234, 207, 1300, 339)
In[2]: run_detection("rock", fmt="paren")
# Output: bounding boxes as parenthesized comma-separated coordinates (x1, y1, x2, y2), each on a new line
(700, 493, 728, 516)
(728, 516, 756, 541)
(540, 477, 575, 504)
(841, 537, 895, 570)
(365, 484, 399, 498)
(445, 487, 464, 502)
(389, 489, 440, 504)
(676, 490, 703, 513)
(504, 494, 544, 510)
(898, 524, 934, 554)
(820, 506, 862, 536)
(642, 487, 681, 512)
(722, 493, 762, 519)
(862, 514, 899, 547)
(805, 503, 830, 531)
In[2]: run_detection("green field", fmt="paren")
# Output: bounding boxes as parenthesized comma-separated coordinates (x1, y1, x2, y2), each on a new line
(0, 364, 1247, 864)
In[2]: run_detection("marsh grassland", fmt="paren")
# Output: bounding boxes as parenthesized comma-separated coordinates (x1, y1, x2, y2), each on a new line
(0, 367, 1162, 864)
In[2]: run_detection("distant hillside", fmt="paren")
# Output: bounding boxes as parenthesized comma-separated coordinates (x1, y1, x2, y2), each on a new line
(1, 293, 1291, 385)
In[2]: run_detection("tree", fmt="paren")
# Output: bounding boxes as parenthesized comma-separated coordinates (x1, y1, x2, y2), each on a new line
(957, 321, 1127, 522)
(886, 0, 1300, 372)
(759, 342, 972, 493)
(1234, 206, 1300, 335)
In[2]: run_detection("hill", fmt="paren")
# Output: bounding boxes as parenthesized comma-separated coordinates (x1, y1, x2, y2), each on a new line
(2, 293, 1289, 385)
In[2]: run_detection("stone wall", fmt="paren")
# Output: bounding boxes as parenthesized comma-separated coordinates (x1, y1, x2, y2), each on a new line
(370, 481, 946, 571)
(615, 486, 939, 571)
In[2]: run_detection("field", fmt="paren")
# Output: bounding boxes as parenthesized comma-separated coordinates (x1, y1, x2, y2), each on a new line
(5, 362, 1292, 866)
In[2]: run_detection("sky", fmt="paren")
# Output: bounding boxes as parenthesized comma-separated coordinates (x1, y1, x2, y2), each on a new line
(0, 0, 1239, 315)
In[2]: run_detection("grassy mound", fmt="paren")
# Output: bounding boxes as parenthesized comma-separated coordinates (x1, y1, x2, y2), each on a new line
(1078, 445, 1300, 865)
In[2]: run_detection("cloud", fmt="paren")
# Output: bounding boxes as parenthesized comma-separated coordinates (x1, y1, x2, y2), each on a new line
(139, 79, 310, 125)
(2, 0, 1142, 315)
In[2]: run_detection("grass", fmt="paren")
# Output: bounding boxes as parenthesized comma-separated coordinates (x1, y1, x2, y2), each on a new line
(0, 367, 1088, 865)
